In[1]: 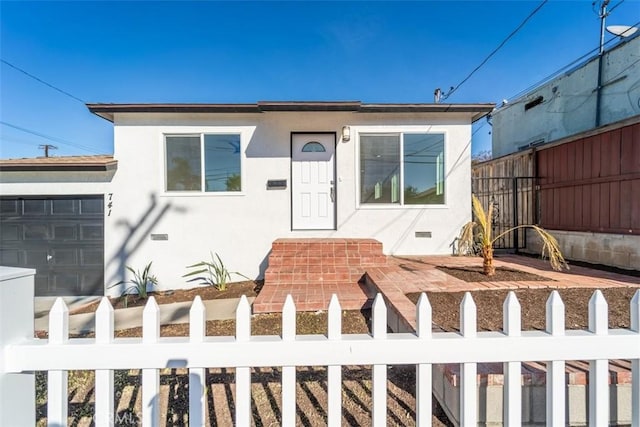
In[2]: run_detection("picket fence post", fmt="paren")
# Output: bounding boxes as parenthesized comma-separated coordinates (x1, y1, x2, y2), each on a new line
(281, 295, 296, 426)
(189, 296, 206, 427)
(142, 297, 160, 427)
(235, 295, 251, 427)
(503, 291, 522, 426)
(416, 293, 432, 427)
(588, 290, 609, 426)
(460, 292, 478, 426)
(327, 294, 342, 427)
(0, 267, 35, 427)
(371, 294, 387, 427)
(546, 290, 566, 426)
(48, 298, 69, 426)
(95, 297, 115, 427)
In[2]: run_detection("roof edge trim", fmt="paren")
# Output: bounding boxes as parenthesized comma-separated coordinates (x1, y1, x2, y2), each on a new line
(87, 102, 495, 122)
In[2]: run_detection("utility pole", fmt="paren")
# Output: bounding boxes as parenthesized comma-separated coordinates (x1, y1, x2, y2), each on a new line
(595, 0, 610, 127)
(599, 0, 610, 55)
(38, 144, 57, 158)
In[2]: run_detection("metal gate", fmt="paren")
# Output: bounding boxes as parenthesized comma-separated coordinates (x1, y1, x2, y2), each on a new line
(471, 177, 537, 250)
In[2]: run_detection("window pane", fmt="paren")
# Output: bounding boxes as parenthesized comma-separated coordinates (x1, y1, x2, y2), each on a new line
(302, 141, 326, 152)
(403, 133, 445, 204)
(166, 136, 202, 191)
(52, 199, 75, 215)
(360, 135, 400, 204)
(0, 199, 18, 215)
(80, 198, 103, 214)
(204, 134, 241, 192)
(23, 199, 46, 215)
(81, 225, 103, 240)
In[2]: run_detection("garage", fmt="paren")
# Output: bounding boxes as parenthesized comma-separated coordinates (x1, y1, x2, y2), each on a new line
(0, 196, 105, 296)
(0, 155, 115, 296)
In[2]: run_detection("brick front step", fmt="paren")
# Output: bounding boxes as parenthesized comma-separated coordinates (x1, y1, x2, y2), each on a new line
(267, 238, 386, 268)
(253, 238, 385, 313)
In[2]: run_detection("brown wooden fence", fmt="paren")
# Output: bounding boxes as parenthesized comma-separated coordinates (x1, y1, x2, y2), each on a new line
(472, 116, 640, 249)
(536, 121, 640, 235)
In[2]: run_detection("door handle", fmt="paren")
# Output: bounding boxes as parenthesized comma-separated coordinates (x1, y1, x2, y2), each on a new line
(330, 182, 335, 203)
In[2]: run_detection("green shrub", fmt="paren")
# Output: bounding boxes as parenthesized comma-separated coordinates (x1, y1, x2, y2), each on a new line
(183, 252, 247, 291)
(108, 262, 158, 306)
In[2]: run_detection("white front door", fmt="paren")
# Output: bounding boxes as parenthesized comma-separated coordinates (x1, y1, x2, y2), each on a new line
(292, 133, 336, 230)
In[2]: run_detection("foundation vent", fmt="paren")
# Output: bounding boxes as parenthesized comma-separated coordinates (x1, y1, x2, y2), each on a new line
(415, 231, 432, 238)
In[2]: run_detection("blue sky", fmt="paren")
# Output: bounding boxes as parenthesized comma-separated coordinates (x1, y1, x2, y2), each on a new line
(1, 0, 638, 159)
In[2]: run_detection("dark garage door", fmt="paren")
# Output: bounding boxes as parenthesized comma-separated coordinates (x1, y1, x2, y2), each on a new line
(0, 196, 104, 296)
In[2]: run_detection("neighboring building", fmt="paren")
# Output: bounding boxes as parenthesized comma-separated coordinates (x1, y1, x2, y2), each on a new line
(481, 34, 640, 272)
(492, 34, 640, 158)
(0, 101, 493, 296)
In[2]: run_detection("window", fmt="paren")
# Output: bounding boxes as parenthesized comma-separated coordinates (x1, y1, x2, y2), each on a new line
(360, 135, 400, 204)
(165, 134, 241, 192)
(360, 133, 444, 205)
(301, 141, 326, 152)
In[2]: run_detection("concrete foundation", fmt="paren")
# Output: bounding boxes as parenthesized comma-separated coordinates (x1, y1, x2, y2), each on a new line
(527, 229, 640, 271)
(432, 363, 633, 426)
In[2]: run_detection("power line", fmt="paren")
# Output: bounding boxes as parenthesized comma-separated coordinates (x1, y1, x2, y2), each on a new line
(0, 121, 101, 154)
(608, 0, 626, 14)
(442, 0, 549, 101)
(0, 136, 47, 147)
(472, 120, 489, 136)
(0, 59, 86, 104)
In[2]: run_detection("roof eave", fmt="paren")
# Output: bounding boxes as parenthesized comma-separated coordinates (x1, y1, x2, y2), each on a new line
(87, 103, 263, 122)
(359, 103, 494, 121)
(86, 102, 495, 122)
(0, 161, 118, 172)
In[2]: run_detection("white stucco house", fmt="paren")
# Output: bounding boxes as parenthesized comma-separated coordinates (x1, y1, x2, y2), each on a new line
(0, 101, 493, 296)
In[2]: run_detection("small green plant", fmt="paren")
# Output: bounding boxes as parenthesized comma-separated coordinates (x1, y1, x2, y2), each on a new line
(183, 252, 247, 291)
(108, 262, 158, 306)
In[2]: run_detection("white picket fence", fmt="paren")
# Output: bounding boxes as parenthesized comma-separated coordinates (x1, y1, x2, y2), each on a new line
(1, 267, 639, 426)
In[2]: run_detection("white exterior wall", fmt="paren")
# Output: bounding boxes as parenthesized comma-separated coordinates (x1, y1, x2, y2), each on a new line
(492, 36, 640, 157)
(105, 111, 473, 293)
(0, 171, 113, 195)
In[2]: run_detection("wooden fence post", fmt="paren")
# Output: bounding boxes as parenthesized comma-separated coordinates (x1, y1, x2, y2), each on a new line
(0, 267, 36, 426)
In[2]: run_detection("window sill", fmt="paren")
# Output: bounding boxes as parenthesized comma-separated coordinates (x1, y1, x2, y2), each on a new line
(357, 203, 448, 210)
(160, 191, 246, 198)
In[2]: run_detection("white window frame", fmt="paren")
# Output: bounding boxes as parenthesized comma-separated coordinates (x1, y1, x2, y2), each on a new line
(356, 127, 448, 209)
(161, 127, 250, 197)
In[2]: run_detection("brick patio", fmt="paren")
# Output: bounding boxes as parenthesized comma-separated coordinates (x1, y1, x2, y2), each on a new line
(252, 238, 639, 314)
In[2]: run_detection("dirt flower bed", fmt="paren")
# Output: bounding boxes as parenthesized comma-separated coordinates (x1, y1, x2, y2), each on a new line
(407, 287, 639, 332)
(71, 280, 263, 314)
(437, 265, 550, 282)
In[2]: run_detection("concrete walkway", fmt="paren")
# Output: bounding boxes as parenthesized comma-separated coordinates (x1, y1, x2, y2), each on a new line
(35, 296, 253, 334)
